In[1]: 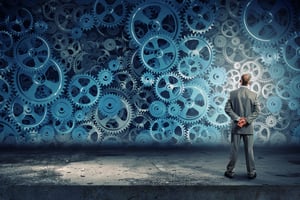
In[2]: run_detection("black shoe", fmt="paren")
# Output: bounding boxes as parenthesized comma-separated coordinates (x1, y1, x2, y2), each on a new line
(248, 173, 257, 179)
(224, 171, 234, 178)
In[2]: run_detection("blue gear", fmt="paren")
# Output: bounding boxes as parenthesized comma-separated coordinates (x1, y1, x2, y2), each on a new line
(241, 0, 293, 45)
(155, 73, 184, 102)
(39, 125, 55, 144)
(150, 118, 186, 144)
(79, 13, 94, 31)
(206, 92, 231, 127)
(188, 124, 221, 144)
(50, 98, 73, 121)
(10, 96, 48, 130)
(71, 27, 83, 39)
(14, 59, 65, 105)
(7, 8, 33, 36)
(175, 84, 209, 123)
(140, 34, 179, 74)
(34, 20, 48, 34)
(132, 86, 156, 112)
(14, 34, 51, 71)
(141, 72, 155, 87)
(127, 0, 182, 45)
(184, 2, 217, 33)
(179, 35, 215, 70)
(149, 100, 167, 118)
(289, 75, 300, 98)
(108, 58, 121, 71)
(134, 130, 154, 146)
(53, 118, 75, 135)
(168, 103, 181, 117)
(269, 63, 285, 80)
(288, 99, 299, 111)
(266, 96, 282, 114)
(208, 67, 227, 86)
(282, 32, 300, 72)
(98, 94, 122, 117)
(177, 57, 205, 79)
(72, 126, 88, 143)
(93, 0, 127, 28)
(98, 69, 113, 86)
(0, 119, 19, 145)
(68, 74, 101, 108)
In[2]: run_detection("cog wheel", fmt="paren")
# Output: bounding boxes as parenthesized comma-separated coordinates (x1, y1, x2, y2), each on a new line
(150, 118, 186, 145)
(288, 99, 299, 111)
(261, 83, 276, 99)
(7, 8, 33, 36)
(266, 96, 282, 114)
(93, 0, 127, 28)
(0, 31, 13, 52)
(131, 113, 152, 130)
(140, 33, 179, 74)
(133, 86, 156, 112)
(240, 60, 263, 81)
(94, 93, 133, 135)
(276, 77, 293, 100)
(222, 38, 247, 64)
(241, 0, 294, 45)
(127, 0, 182, 45)
(34, 20, 48, 34)
(98, 94, 122, 117)
(39, 125, 55, 144)
(221, 19, 240, 38)
(54, 4, 77, 33)
(50, 98, 73, 121)
(14, 59, 66, 105)
(177, 57, 205, 79)
(53, 118, 75, 135)
(208, 67, 227, 86)
(184, 2, 217, 34)
(269, 63, 285, 80)
(254, 122, 270, 145)
(149, 100, 167, 118)
(206, 92, 231, 127)
(141, 72, 155, 87)
(253, 44, 280, 66)
(14, 34, 51, 72)
(79, 13, 94, 31)
(155, 73, 184, 102)
(167, 103, 181, 117)
(71, 126, 88, 144)
(175, 83, 209, 123)
(179, 34, 215, 70)
(108, 57, 121, 71)
(265, 115, 277, 128)
(68, 74, 101, 108)
(111, 71, 137, 95)
(281, 32, 300, 72)
(71, 27, 83, 39)
(98, 69, 113, 86)
(10, 96, 48, 130)
(188, 124, 221, 145)
(225, 69, 241, 91)
(289, 75, 300, 98)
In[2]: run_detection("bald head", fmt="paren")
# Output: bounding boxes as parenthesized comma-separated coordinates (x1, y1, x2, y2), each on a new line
(241, 73, 251, 86)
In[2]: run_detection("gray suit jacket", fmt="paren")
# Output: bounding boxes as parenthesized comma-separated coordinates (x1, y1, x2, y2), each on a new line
(225, 86, 260, 135)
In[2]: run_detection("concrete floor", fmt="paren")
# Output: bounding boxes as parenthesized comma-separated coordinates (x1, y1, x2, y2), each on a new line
(0, 146, 300, 199)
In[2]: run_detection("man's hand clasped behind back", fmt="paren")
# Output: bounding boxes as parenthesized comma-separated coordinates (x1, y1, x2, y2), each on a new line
(237, 117, 247, 128)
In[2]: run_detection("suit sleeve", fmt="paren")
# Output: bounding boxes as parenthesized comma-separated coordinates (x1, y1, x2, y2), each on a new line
(245, 94, 260, 124)
(225, 95, 240, 122)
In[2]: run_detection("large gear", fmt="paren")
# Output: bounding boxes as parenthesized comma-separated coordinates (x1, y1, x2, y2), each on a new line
(179, 34, 215, 71)
(93, 0, 127, 28)
(127, 0, 182, 45)
(184, 2, 217, 34)
(14, 34, 51, 72)
(68, 74, 101, 108)
(14, 59, 66, 105)
(241, 0, 294, 45)
(155, 73, 184, 102)
(281, 32, 300, 72)
(175, 83, 209, 124)
(139, 33, 179, 74)
(7, 8, 33, 36)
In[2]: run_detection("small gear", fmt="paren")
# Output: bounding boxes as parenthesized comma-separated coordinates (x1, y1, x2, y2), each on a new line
(149, 100, 167, 118)
(208, 67, 227, 86)
(188, 124, 221, 145)
(266, 96, 282, 114)
(141, 72, 155, 87)
(168, 103, 181, 117)
(71, 27, 83, 39)
(50, 98, 73, 121)
(98, 93, 122, 117)
(79, 13, 94, 31)
(34, 20, 48, 34)
(98, 69, 113, 86)
(265, 115, 277, 128)
(39, 125, 55, 144)
(288, 99, 299, 111)
(177, 57, 205, 79)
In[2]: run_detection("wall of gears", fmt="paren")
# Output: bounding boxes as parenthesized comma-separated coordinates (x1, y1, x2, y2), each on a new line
(0, 0, 299, 147)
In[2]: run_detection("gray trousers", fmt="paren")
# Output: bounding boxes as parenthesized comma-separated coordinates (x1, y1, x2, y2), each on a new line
(226, 134, 256, 175)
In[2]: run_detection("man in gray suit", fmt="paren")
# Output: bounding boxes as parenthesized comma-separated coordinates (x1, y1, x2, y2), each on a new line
(224, 73, 260, 179)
